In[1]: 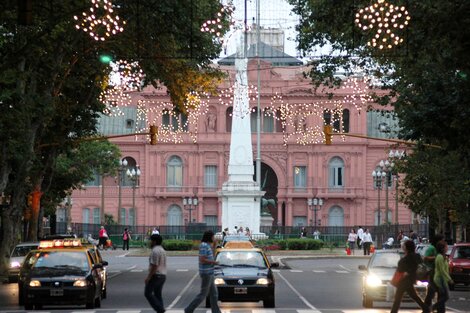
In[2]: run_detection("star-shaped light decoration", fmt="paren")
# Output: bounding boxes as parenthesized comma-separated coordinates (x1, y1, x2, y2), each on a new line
(74, 0, 126, 41)
(355, 0, 410, 49)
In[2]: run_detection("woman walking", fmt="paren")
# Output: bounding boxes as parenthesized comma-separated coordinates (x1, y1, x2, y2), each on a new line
(390, 240, 428, 313)
(433, 240, 453, 313)
(347, 229, 357, 255)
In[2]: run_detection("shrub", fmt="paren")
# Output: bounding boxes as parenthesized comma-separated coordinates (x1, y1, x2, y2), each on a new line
(256, 239, 287, 250)
(162, 239, 193, 251)
(286, 239, 324, 250)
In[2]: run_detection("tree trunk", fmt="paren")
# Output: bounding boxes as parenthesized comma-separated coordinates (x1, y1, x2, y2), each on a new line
(0, 208, 22, 274)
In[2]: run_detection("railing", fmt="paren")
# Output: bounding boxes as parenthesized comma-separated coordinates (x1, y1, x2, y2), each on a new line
(54, 222, 429, 249)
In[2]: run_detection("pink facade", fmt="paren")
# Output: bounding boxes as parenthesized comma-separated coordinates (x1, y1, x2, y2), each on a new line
(69, 59, 413, 228)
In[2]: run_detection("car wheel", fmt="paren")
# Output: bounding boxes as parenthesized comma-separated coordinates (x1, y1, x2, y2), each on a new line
(205, 297, 210, 308)
(94, 295, 101, 308)
(86, 298, 95, 309)
(24, 303, 33, 310)
(263, 295, 275, 308)
(363, 294, 373, 308)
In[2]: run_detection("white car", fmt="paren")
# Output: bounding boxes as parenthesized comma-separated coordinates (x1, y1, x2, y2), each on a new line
(8, 242, 39, 283)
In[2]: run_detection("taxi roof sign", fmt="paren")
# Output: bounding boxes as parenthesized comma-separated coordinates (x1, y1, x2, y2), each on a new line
(39, 238, 82, 249)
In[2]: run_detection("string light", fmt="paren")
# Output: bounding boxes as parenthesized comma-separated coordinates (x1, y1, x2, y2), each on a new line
(355, 0, 410, 49)
(219, 83, 258, 118)
(74, 0, 126, 41)
(342, 76, 373, 112)
(200, 3, 235, 43)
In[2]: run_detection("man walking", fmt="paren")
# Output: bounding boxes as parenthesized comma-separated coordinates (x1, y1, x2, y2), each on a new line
(145, 234, 167, 313)
(98, 226, 108, 250)
(423, 234, 444, 311)
(185, 230, 221, 313)
(357, 226, 364, 249)
(362, 228, 373, 255)
(122, 228, 131, 250)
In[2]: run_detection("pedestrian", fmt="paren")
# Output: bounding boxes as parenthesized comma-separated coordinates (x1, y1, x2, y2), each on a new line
(244, 227, 251, 239)
(300, 227, 307, 238)
(390, 240, 428, 313)
(410, 229, 419, 245)
(423, 234, 444, 310)
(362, 229, 373, 255)
(122, 228, 131, 250)
(347, 228, 357, 255)
(397, 230, 404, 242)
(222, 228, 229, 240)
(145, 234, 167, 313)
(433, 240, 453, 313)
(152, 227, 160, 235)
(357, 226, 364, 249)
(383, 235, 395, 249)
(232, 226, 238, 235)
(98, 225, 108, 250)
(313, 229, 320, 240)
(184, 230, 221, 313)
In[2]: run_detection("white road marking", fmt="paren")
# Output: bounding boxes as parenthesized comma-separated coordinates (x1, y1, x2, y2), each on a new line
(276, 272, 321, 312)
(272, 269, 281, 272)
(297, 309, 322, 313)
(116, 311, 141, 313)
(252, 310, 276, 313)
(339, 264, 351, 271)
(130, 269, 143, 272)
(167, 272, 199, 309)
(117, 252, 130, 257)
(335, 270, 349, 273)
(176, 269, 189, 272)
(290, 270, 303, 273)
(312, 270, 325, 273)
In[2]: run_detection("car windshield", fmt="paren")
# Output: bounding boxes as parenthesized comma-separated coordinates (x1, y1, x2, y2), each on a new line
(453, 246, 470, 259)
(216, 251, 267, 268)
(25, 251, 90, 271)
(11, 245, 37, 257)
(369, 252, 401, 268)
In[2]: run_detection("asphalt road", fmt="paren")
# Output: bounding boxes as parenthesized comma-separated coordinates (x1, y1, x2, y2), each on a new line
(1, 250, 469, 313)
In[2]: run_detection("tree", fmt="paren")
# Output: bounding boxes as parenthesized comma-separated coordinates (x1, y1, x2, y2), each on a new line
(0, 0, 230, 272)
(287, 0, 470, 227)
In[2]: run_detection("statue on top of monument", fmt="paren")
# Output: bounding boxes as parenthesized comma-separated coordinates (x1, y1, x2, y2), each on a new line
(260, 172, 275, 217)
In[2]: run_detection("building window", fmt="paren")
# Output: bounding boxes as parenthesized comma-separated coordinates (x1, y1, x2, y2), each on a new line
(324, 109, 350, 133)
(162, 110, 188, 131)
(263, 112, 275, 133)
(120, 208, 126, 225)
(293, 216, 307, 227)
(204, 215, 218, 226)
(328, 206, 344, 226)
(226, 107, 233, 132)
(82, 208, 90, 224)
(126, 119, 134, 129)
(85, 170, 101, 187)
(121, 157, 137, 187)
(343, 109, 350, 133)
(294, 166, 307, 190)
(167, 156, 183, 189)
(167, 205, 183, 226)
(204, 165, 217, 190)
(129, 208, 135, 226)
(93, 208, 100, 224)
(329, 157, 344, 188)
(250, 107, 258, 133)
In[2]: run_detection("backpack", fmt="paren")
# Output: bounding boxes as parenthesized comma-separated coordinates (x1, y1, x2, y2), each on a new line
(123, 231, 128, 240)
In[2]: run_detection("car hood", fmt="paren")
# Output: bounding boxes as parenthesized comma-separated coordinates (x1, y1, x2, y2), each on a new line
(451, 259, 470, 267)
(215, 267, 269, 277)
(368, 268, 396, 280)
(30, 268, 88, 278)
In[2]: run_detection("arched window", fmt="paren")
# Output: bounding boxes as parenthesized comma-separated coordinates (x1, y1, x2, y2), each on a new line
(162, 110, 188, 131)
(275, 109, 283, 133)
(129, 208, 136, 226)
(250, 107, 258, 133)
(93, 208, 100, 224)
(167, 156, 183, 189)
(167, 205, 183, 226)
(85, 170, 101, 187)
(374, 209, 393, 225)
(328, 206, 344, 226)
(226, 107, 233, 132)
(82, 208, 90, 224)
(329, 157, 345, 188)
(121, 157, 137, 187)
(120, 208, 126, 225)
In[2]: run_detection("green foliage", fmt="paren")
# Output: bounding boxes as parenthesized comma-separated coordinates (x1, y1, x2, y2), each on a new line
(162, 239, 194, 251)
(257, 239, 323, 250)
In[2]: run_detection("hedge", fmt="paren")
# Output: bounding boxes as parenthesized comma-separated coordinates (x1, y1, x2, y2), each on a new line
(162, 239, 194, 251)
(256, 238, 323, 250)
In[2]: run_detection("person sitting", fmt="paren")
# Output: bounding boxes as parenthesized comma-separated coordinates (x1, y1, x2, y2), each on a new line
(383, 236, 394, 249)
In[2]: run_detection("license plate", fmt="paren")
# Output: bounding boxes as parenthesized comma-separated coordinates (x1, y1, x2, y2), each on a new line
(50, 289, 64, 296)
(234, 287, 247, 294)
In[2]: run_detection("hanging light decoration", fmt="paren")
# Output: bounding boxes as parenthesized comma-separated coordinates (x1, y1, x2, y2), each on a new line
(355, 0, 410, 49)
(342, 76, 373, 112)
(219, 84, 258, 118)
(200, 3, 235, 43)
(74, 0, 126, 41)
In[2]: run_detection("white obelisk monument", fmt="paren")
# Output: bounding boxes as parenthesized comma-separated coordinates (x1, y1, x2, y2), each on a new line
(219, 30, 265, 234)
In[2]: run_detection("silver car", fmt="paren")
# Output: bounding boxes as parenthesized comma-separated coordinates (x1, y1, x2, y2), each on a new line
(358, 250, 428, 308)
(8, 242, 39, 283)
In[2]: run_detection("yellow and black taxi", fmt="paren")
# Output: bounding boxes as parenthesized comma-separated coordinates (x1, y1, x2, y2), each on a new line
(207, 248, 278, 308)
(18, 238, 105, 310)
(82, 240, 109, 299)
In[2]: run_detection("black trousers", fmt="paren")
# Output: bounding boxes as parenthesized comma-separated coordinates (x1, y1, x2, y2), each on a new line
(390, 278, 427, 313)
(363, 242, 371, 255)
(123, 239, 129, 250)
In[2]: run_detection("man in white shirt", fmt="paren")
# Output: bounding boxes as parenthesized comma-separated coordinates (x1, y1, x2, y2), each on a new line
(362, 229, 373, 255)
(145, 234, 167, 313)
(356, 226, 364, 249)
(151, 227, 160, 235)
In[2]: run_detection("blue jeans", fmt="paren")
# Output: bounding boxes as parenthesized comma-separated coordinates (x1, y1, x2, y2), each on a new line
(434, 277, 450, 313)
(185, 273, 220, 313)
(145, 274, 166, 313)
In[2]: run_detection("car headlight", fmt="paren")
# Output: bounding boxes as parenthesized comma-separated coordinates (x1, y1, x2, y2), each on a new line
(29, 280, 41, 287)
(256, 278, 269, 285)
(365, 274, 382, 287)
(73, 280, 87, 287)
(214, 278, 225, 285)
(10, 261, 21, 268)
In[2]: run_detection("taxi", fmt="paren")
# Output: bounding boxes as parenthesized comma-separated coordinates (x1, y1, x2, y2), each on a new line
(18, 238, 105, 310)
(208, 248, 278, 308)
(82, 240, 108, 299)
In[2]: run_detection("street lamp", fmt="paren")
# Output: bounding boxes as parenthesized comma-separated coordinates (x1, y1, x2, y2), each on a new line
(183, 196, 198, 225)
(117, 158, 128, 225)
(388, 150, 405, 224)
(307, 198, 323, 227)
(372, 168, 386, 225)
(378, 159, 394, 224)
(126, 166, 141, 225)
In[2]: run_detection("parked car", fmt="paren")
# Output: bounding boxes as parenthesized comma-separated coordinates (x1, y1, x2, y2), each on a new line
(8, 242, 39, 283)
(358, 250, 428, 308)
(448, 243, 470, 290)
(207, 247, 278, 308)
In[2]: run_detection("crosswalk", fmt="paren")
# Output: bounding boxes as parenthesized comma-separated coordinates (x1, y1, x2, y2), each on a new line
(0, 309, 434, 313)
(108, 269, 360, 275)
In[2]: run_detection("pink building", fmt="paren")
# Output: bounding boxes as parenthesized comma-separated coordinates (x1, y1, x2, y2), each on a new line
(67, 45, 413, 229)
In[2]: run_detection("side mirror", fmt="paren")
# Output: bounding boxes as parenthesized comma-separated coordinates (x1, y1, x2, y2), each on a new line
(101, 261, 108, 266)
(358, 265, 367, 271)
(270, 262, 279, 268)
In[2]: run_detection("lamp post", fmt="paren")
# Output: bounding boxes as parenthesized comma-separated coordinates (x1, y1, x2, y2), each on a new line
(126, 166, 141, 225)
(372, 168, 386, 225)
(307, 198, 323, 227)
(378, 159, 393, 224)
(183, 196, 198, 225)
(388, 150, 405, 224)
(117, 158, 128, 225)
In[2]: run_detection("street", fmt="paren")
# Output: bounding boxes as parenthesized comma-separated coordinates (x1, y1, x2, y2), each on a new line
(1, 251, 469, 313)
